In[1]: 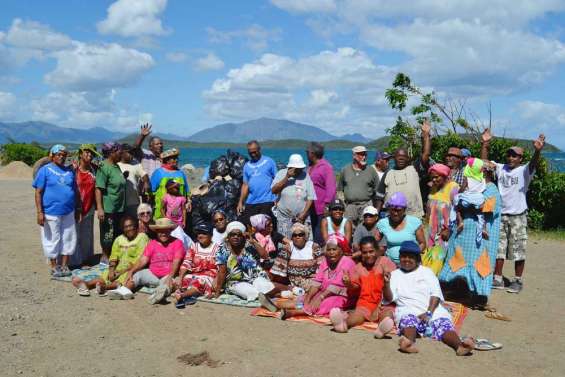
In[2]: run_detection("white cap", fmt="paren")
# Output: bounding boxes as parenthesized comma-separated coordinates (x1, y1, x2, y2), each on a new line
(352, 146, 367, 153)
(362, 205, 379, 216)
(287, 154, 306, 168)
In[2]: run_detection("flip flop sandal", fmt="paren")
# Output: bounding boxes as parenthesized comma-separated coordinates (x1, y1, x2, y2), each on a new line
(474, 338, 503, 351)
(485, 311, 511, 321)
(77, 286, 90, 297)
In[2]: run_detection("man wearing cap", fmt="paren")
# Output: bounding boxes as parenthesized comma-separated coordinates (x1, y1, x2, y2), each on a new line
(445, 146, 465, 188)
(237, 140, 278, 226)
(271, 154, 317, 239)
(373, 151, 392, 181)
(480, 129, 546, 294)
(338, 146, 379, 226)
(375, 120, 432, 219)
(132, 123, 163, 178)
(306, 142, 336, 244)
(118, 143, 150, 217)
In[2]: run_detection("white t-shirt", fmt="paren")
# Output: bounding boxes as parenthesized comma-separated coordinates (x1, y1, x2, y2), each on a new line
(290, 241, 314, 261)
(171, 226, 193, 252)
(118, 162, 148, 206)
(212, 229, 226, 245)
(495, 162, 535, 215)
(389, 265, 451, 323)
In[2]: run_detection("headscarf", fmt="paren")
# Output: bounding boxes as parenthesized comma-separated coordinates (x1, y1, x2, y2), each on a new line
(226, 221, 246, 234)
(250, 214, 270, 232)
(326, 233, 351, 256)
(386, 192, 408, 208)
(428, 163, 451, 178)
(49, 144, 67, 156)
(290, 222, 310, 240)
(101, 142, 122, 158)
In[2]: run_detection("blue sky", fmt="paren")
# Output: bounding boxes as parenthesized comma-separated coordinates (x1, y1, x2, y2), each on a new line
(1, 0, 565, 148)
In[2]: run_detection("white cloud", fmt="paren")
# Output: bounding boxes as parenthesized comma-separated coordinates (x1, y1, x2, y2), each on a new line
(4, 18, 72, 51)
(207, 24, 282, 51)
(271, 0, 336, 13)
(45, 42, 155, 91)
(97, 0, 170, 38)
(203, 47, 396, 137)
(512, 100, 565, 147)
(0, 91, 16, 118)
(165, 52, 188, 63)
(194, 53, 225, 71)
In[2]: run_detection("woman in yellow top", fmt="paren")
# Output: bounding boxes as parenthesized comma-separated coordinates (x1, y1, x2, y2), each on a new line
(72, 216, 149, 297)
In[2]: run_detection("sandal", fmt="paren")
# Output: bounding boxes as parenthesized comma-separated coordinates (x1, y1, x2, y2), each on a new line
(474, 338, 503, 351)
(485, 311, 511, 321)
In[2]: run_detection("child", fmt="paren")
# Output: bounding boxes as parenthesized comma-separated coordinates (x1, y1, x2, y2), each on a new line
(161, 179, 187, 228)
(72, 216, 149, 298)
(329, 236, 396, 337)
(455, 157, 488, 243)
(383, 241, 474, 355)
(174, 224, 220, 304)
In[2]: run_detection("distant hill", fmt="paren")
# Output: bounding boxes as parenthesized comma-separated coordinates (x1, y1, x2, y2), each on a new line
(188, 118, 370, 143)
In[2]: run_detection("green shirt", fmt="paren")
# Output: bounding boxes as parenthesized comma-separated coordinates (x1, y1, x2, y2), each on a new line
(96, 161, 127, 213)
(338, 164, 378, 203)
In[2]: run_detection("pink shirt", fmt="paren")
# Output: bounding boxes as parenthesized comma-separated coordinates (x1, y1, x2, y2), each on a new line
(162, 193, 187, 226)
(308, 159, 336, 215)
(143, 239, 186, 278)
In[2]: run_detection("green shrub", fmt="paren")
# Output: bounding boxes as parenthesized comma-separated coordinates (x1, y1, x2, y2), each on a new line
(0, 142, 48, 166)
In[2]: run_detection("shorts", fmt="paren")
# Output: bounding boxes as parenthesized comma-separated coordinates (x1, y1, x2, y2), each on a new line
(398, 314, 454, 341)
(497, 213, 528, 261)
(355, 301, 395, 322)
(99, 212, 123, 253)
(41, 212, 77, 259)
(344, 201, 371, 226)
(132, 269, 168, 288)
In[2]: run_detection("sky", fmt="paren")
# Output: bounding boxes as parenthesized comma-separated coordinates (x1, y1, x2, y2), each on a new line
(1, 0, 565, 148)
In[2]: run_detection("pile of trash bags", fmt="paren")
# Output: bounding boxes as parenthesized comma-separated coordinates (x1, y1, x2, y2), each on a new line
(191, 150, 248, 227)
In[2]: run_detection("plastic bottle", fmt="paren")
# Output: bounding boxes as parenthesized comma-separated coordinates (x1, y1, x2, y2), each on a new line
(295, 293, 304, 310)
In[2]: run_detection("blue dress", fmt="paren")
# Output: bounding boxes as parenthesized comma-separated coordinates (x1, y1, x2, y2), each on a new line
(439, 182, 501, 296)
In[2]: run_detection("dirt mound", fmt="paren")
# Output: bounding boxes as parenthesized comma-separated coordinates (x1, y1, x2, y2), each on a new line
(0, 161, 32, 180)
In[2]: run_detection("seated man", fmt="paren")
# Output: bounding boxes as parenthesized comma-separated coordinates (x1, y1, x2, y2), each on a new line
(329, 236, 396, 337)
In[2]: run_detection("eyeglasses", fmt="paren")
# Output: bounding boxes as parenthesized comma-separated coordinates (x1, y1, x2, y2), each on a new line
(292, 232, 305, 238)
(213, 217, 226, 223)
(363, 213, 377, 217)
(228, 232, 243, 238)
(138, 212, 151, 216)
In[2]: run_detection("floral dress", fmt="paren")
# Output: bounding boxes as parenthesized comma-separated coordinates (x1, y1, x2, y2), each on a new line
(180, 242, 221, 295)
(426, 180, 459, 250)
(215, 242, 268, 293)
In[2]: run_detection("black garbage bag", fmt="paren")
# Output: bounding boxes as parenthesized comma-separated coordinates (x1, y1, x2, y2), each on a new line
(209, 155, 230, 178)
(226, 149, 248, 180)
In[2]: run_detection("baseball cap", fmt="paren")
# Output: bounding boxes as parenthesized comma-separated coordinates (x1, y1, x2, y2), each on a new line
(329, 199, 345, 210)
(352, 146, 367, 153)
(375, 151, 392, 160)
(362, 206, 379, 216)
(399, 240, 421, 255)
(507, 146, 524, 156)
(194, 223, 213, 235)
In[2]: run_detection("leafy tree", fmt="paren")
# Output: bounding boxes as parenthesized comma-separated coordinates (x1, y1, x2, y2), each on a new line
(0, 143, 48, 166)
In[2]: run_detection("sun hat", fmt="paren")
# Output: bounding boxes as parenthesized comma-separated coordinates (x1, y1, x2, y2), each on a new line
(226, 221, 246, 234)
(386, 192, 408, 208)
(287, 154, 306, 169)
(49, 144, 67, 155)
(148, 217, 177, 231)
(329, 199, 345, 210)
(362, 206, 379, 216)
(507, 146, 524, 156)
(78, 143, 101, 157)
(399, 240, 420, 255)
(194, 223, 213, 235)
(161, 148, 179, 160)
(375, 151, 392, 160)
(352, 146, 367, 153)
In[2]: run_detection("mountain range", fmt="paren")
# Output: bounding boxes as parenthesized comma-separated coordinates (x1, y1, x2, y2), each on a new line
(0, 118, 369, 145)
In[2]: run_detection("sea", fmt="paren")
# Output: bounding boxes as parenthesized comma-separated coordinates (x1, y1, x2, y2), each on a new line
(177, 147, 565, 173)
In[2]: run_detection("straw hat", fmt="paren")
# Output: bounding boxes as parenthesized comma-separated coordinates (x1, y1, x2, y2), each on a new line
(149, 218, 177, 231)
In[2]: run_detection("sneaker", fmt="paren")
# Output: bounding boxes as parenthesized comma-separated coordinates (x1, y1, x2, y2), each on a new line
(108, 286, 134, 300)
(492, 279, 505, 290)
(506, 280, 523, 294)
(148, 284, 170, 305)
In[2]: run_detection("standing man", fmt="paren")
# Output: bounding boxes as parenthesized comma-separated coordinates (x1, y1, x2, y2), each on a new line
(237, 140, 277, 226)
(481, 130, 546, 294)
(133, 123, 164, 179)
(445, 146, 465, 188)
(306, 142, 336, 244)
(373, 151, 392, 182)
(338, 146, 379, 227)
(118, 144, 150, 218)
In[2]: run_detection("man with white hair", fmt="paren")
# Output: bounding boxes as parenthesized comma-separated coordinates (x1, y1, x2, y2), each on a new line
(337, 146, 379, 227)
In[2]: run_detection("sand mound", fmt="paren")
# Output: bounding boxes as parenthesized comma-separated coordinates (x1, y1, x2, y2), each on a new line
(0, 161, 33, 180)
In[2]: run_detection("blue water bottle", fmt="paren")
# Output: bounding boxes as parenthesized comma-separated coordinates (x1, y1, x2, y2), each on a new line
(294, 287, 305, 310)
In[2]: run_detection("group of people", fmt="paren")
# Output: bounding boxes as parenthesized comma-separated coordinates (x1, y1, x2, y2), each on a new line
(32, 122, 546, 355)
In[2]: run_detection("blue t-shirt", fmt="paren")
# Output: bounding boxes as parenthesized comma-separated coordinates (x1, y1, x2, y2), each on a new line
(243, 156, 277, 205)
(377, 215, 422, 265)
(32, 163, 76, 216)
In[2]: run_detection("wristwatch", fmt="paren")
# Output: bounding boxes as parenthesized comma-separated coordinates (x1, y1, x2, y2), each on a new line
(425, 310, 433, 317)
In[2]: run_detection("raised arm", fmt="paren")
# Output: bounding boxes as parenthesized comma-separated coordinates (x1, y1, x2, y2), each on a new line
(480, 128, 492, 160)
(420, 119, 431, 167)
(529, 134, 546, 174)
(132, 124, 152, 158)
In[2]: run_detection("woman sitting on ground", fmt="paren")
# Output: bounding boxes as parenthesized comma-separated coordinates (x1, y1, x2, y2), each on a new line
(329, 236, 396, 337)
(174, 224, 221, 304)
(320, 199, 353, 247)
(383, 240, 475, 356)
(72, 216, 149, 298)
(250, 214, 287, 269)
(213, 221, 275, 301)
(376, 192, 426, 265)
(280, 234, 356, 320)
(125, 218, 186, 304)
(259, 223, 323, 311)
(211, 210, 228, 244)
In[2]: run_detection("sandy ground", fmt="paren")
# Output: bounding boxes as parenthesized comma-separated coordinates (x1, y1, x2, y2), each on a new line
(1, 178, 564, 377)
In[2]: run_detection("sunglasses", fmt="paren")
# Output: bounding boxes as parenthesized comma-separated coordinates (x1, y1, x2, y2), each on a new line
(138, 212, 151, 216)
(363, 213, 377, 217)
(292, 232, 305, 238)
(213, 217, 226, 223)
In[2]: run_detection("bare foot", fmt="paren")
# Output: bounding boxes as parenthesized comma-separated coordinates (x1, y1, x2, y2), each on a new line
(95, 282, 106, 295)
(374, 317, 394, 339)
(329, 308, 348, 333)
(399, 336, 419, 353)
(456, 337, 475, 356)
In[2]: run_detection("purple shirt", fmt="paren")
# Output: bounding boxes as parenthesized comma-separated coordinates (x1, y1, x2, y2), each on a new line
(308, 158, 336, 215)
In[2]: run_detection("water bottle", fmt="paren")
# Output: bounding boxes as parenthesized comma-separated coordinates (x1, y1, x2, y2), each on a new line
(293, 287, 305, 310)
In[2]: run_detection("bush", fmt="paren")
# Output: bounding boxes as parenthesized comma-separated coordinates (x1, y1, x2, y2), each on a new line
(0, 142, 48, 166)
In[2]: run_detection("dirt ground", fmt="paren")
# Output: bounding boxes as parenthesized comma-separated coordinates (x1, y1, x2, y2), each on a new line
(1, 179, 563, 377)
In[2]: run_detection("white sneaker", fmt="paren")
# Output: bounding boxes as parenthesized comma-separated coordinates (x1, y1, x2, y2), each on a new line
(108, 286, 134, 300)
(148, 284, 170, 305)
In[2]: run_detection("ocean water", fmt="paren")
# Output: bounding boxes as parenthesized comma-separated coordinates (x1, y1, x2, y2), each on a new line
(178, 147, 565, 173)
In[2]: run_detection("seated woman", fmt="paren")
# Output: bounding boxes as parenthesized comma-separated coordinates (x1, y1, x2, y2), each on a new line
(72, 216, 149, 297)
(250, 214, 287, 269)
(280, 234, 355, 320)
(174, 223, 220, 304)
(329, 236, 396, 337)
(320, 199, 353, 247)
(125, 218, 186, 304)
(383, 241, 475, 356)
(259, 223, 323, 310)
(213, 221, 274, 301)
(376, 192, 426, 265)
